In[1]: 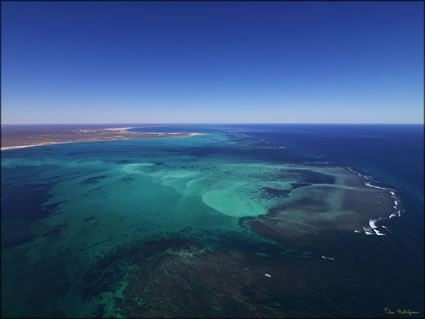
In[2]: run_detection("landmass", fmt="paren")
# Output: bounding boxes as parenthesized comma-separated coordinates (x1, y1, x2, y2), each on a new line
(1, 124, 206, 151)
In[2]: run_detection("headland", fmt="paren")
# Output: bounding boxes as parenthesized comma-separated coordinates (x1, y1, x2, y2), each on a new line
(1, 124, 206, 151)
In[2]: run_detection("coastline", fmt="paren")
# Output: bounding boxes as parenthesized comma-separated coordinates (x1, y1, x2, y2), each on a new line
(1, 127, 207, 151)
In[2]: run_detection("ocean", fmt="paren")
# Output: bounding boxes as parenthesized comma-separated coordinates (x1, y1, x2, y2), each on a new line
(1, 124, 423, 317)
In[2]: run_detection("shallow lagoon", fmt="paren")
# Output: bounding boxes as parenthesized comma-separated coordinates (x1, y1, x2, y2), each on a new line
(1, 129, 423, 317)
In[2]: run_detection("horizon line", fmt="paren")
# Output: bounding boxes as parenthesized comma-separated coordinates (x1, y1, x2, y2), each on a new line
(1, 123, 424, 126)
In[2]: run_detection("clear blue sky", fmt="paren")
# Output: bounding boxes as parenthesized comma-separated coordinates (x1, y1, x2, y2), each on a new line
(1, 1, 423, 124)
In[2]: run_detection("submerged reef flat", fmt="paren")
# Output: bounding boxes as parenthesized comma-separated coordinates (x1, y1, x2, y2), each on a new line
(1, 130, 419, 318)
(1, 124, 205, 150)
(240, 166, 394, 240)
(108, 232, 420, 318)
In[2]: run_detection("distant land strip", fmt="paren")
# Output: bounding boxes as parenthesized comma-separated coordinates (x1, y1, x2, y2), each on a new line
(1, 126, 206, 151)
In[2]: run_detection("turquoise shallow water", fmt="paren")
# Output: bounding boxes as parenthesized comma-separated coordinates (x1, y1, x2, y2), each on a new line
(1, 128, 423, 317)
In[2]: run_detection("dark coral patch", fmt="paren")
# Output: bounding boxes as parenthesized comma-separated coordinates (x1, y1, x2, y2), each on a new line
(81, 176, 107, 185)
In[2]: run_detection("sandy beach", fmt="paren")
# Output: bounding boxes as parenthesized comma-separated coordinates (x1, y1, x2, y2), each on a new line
(1, 125, 207, 151)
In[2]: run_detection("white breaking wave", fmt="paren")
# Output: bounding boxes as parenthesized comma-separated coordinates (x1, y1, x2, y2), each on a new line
(346, 167, 403, 236)
(363, 225, 376, 235)
(374, 229, 386, 236)
(368, 217, 387, 236)
(365, 182, 390, 190)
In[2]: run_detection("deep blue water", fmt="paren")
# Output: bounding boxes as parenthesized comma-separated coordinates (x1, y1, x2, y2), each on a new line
(134, 123, 425, 255)
(134, 124, 423, 189)
(132, 124, 423, 188)
(2, 124, 424, 317)
(232, 124, 425, 248)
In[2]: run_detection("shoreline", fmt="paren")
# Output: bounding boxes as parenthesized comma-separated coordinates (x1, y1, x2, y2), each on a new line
(1, 128, 207, 151)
